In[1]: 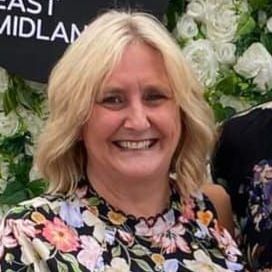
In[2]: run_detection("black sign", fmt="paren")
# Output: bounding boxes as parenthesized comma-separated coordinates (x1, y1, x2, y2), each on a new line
(0, 0, 169, 82)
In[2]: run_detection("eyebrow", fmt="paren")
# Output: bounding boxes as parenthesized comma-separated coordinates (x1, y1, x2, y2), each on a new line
(99, 82, 173, 96)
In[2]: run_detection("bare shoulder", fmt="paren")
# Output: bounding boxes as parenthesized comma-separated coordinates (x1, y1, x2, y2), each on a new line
(202, 183, 230, 204)
(202, 183, 235, 237)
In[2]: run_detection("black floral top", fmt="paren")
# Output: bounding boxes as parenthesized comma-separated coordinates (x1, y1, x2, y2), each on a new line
(0, 179, 244, 271)
(212, 104, 272, 271)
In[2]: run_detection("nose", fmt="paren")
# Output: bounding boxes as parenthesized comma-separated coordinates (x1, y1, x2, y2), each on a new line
(123, 101, 151, 131)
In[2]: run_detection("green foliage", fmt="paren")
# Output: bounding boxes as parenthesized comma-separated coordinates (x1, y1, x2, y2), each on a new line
(3, 75, 44, 116)
(165, 0, 185, 31)
(0, 75, 47, 206)
(248, 0, 268, 11)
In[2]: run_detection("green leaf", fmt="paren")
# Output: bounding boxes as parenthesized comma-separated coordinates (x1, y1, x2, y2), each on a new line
(215, 74, 239, 96)
(57, 260, 69, 272)
(111, 245, 121, 257)
(7, 75, 45, 115)
(16, 86, 35, 111)
(0, 132, 31, 157)
(212, 103, 236, 122)
(0, 182, 28, 205)
(3, 88, 18, 115)
(61, 253, 81, 272)
(130, 244, 151, 256)
(27, 179, 47, 197)
(134, 259, 153, 272)
(248, 0, 268, 10)
(88, 196, 101, 206)
(209, 249, 225, 259)
(260, 33, 272, 55)
(166, 0, 186, 31)
(8, 206, 26, 214)
(9, 155, 33, 183)
(236, 14, 256, 37)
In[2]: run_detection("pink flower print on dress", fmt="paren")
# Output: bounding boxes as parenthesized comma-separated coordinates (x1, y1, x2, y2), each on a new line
(135, 210, 190, 254)
(0, 219, 18, 259)
(118, 230, 134, 246)
(9, 218, 39, 240)
(160, 223, 191, 254)
(180, 198, 196, 222)
(77, 235, 103, 271)
(210, 220, 242, 270)
(42, 217, 79, 252)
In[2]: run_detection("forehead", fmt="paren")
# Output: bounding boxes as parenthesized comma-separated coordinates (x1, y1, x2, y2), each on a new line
(102, 42, 170, 88)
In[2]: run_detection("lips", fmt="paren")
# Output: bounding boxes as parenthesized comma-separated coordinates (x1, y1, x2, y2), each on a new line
(113, 139, 157, 150)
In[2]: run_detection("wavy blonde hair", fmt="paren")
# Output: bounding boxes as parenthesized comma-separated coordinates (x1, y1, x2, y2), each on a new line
(35, 10, 216, 197)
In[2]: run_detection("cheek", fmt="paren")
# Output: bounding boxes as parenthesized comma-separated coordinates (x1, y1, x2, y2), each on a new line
(82, 109, 123, 143)
(164, 106, 181, 137)
(172, 110, 182, 144)
(153, 105, 181, 149)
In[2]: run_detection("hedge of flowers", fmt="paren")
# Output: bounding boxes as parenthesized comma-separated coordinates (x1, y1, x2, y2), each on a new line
(1, 0, 272, 212)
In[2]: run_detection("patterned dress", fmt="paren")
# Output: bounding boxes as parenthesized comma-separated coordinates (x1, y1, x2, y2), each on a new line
(0, 179, 244, 271)
(212, 104, 272, 271)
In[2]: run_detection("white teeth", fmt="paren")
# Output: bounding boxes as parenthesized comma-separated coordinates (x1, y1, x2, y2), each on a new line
(116, 140, 153, 150)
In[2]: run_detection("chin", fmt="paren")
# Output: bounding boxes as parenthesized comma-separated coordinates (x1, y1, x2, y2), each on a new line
(116, 163, 168, 180)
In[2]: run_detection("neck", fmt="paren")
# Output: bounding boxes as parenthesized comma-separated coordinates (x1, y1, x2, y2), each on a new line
(86, 166, 171, 218)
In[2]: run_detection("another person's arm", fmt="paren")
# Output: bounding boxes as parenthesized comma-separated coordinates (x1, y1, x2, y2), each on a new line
(202, 183, 235, 237)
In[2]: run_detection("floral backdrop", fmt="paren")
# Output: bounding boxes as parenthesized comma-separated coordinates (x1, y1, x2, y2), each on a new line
(1, 0, 272, 214)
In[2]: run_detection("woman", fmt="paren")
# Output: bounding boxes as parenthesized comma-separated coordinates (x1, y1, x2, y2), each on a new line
(0, 10, 244, 271)
(212, 101, 272, 271)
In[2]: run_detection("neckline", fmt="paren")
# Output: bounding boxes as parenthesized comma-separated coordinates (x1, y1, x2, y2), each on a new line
(76, 178, 181, 229)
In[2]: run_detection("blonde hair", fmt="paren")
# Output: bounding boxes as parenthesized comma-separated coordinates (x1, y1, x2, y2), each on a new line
(35, 10, 216, 197)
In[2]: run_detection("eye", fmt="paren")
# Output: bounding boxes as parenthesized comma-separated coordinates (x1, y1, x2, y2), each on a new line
(145, 93, 167, 101)
(143, 89, 169, 105)
(98, 93, 126, 110)
(102, 95, 123, 104)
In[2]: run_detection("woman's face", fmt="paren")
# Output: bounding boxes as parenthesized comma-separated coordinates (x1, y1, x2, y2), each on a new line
(82, 42, 181, 180)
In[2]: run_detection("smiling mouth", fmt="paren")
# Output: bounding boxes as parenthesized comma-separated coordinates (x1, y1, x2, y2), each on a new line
(113, 139, 158, 150)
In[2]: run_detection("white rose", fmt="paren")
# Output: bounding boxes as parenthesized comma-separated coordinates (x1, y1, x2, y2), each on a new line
(186, 0, 206, 21)
(266, 16, 272, 32)
(0, 111, 19, 136)
(234, 43, 272, 91)
(206, 0, 230, 8)
(0, 160, 9, 179)
(205, 6, 238, 42)
(17, 105, 47, 143)
(238, 0, 249, 13)
(175, 14, 198, 39)
(253, 65, 272, 91)
(258, 11, 267, 28)
(0, 160, 9, 193)
(0, 67, 8, 94)
(183, 39, 219, 87)
(214, 42, 236, 64)
(219, 95, 251, 112)
(29, 165, 42, 182)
